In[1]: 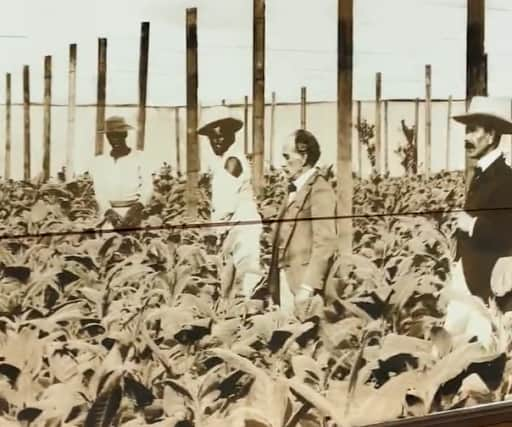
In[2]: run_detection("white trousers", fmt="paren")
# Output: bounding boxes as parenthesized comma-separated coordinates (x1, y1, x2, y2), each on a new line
(279, 270, 296, 315)
(443, 261, 493, 350)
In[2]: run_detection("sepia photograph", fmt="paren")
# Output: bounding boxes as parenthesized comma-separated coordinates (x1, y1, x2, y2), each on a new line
(2, 0, 512, 426)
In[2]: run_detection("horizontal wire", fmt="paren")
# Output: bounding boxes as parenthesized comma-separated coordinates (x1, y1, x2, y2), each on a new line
(0, 205, 505, 241)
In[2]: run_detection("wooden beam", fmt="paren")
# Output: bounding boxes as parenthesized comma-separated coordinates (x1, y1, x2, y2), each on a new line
(446, 95, 452, 171)
(425, 65, 432, 178)
(95, 38, 107, 156)
(186, 8, 199, 218)
(357, 100, 362, 178)
(244, 95, 249, 155)
(66, 44, 77, 182)
(4, 73, 11, 180)
(137, 22, 150, 151)
(466, 0, 486, 190)
(300, 86, 306, 129)
(414, 98, 419, 175)
(42, 55, 52, 182)
(384, 100, 389, 174)
(23, 65, 31, 181)
(375, 72, 382, 174)
(337, 0, 353, 254)
(175, 107, 181, 174)
(270, 91, 276, 167)
(252, 0, 265, 194)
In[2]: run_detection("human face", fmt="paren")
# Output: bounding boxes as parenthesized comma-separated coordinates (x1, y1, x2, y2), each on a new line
(208, 127, 235, 156)
(282, 138, 306, 181)
(106, 131, 128, 151)
(464, 124, 495, 160)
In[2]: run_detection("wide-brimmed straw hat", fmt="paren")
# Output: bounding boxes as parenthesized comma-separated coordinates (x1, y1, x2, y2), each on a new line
(97, 116, 134, 134)
(452, 96, 512, 134)
(197, 106, 243, 137)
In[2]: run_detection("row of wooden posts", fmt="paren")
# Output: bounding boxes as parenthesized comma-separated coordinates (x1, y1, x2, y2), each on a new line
(1, 0, 487, 256)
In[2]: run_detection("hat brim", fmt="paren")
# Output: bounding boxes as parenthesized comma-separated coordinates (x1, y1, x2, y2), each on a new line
(97, 124, 134, 134)
(197, 117, 243, 137)
(452, 113, 512, 134)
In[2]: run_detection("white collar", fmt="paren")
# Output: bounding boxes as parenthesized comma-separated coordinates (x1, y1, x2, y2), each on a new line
(292, 167, 317, 193)
(477, 147, 502, 172)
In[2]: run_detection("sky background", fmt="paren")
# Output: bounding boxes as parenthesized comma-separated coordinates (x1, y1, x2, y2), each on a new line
(0, 0, 511, 106)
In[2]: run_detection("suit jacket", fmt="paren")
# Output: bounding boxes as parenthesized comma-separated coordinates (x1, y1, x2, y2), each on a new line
(456, 155, 512, 308)
(268, 170, 337, 302)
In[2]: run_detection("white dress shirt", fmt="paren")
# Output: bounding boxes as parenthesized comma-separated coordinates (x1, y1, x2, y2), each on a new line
(89, 149, 153, 216)
(288, 167, 318, 203)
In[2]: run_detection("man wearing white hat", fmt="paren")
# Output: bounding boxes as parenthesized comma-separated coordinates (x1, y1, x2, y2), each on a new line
(90, 115, 154, 229)
(197, 107, 263, 300)
(444, 96, 512, 348)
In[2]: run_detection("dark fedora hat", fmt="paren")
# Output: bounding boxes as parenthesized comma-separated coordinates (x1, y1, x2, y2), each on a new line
(197, 117, 243, 137)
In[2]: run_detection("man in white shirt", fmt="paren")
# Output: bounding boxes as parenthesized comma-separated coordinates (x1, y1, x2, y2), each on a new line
(90, 116, 153, 229)
(444, 96, 512, 348)
(197, 109, 263, 300)
(268, 129, 337, 314)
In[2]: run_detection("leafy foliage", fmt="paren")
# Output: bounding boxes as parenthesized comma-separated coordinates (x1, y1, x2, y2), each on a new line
(0, 163, 506, 427)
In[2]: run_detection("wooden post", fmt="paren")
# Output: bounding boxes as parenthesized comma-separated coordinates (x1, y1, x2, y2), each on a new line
(425, 65, 432, 178)
(95, 38, 107, 156)
(357, 100, 362, 178)
(23, 65, 31, 181)
(244, 95, 249, 155)
(414, 98, 419, 175)
(337, 0, 353, 254)
(175, 107, 181, 174)
(4, 73, 11, 180)
(300, 86, 306, 129)
(186, 8, 199, 218)
(66, 44, 77, 181)
(375, 72, 382, 174)
(252, 0, 265, 194)
(384, 100, 389, 174)
(137, 22, 150, 151)
(270, 91, 276, 167)
(466, 0, 487, 190)
(42, 56, 52, 182)
(446, 95, 453, 171)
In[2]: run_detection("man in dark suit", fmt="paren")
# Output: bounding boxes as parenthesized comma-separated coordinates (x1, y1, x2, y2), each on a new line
(268, 129, 337, 313)
(445, 96, 512, 347)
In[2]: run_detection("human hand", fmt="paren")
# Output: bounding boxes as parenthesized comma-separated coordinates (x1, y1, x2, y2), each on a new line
(453, 211, 475, 235)
(491, 256, 512, 297)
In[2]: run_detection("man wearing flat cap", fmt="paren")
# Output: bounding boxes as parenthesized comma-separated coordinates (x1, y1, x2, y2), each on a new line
(90, 115, 153, 229)
(444, 96, 512, 348)
(198, 107, 263, 300)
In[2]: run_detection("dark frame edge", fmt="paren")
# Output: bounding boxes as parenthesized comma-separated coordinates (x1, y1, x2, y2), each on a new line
(368, 400, 512, 427)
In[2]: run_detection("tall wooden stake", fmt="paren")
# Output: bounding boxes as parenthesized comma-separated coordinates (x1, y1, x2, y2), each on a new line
(4, 73, 11, 179)
(186, 8, 199, 218)
(357, 100, 362, 178)
(175, 107, 181, 174)
(375, 72, 382, 174)
(446, 95, 453, 171)
(414, 98, 419, 175)
(300, 86, 307, 129)
(95, 38, 107, 156)
(43, 56, 52, 182)
(66, 44, 77, 181)
(270, 91, 276, 167)
(466, 0, 487, 189)
(337, 0, 353, 254)
(244, 95, 249, 155)
(384, 100, 389, 174)
(252, 0, 265, 194)
(23, 65, 31, 181)
(137, 22, 150, 151)
(425, 65, 432, 178)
